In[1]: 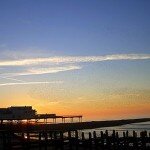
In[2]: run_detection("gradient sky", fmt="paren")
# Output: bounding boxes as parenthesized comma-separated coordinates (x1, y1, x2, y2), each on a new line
(0, 0, 150, 121)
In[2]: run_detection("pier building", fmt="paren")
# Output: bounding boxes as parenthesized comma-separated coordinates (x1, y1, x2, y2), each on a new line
(0, 106, 82, 124)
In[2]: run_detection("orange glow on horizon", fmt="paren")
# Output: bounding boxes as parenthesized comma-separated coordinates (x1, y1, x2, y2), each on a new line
(34, 102, 150, 121)
(1, 91, 149, 121)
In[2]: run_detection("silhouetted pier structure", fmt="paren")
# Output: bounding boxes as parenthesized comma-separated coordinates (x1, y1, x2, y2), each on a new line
(0, 130, 150, 149)
(0, 115, 83, 125)
(56, 115, 83, 123)
(29, 114, 83, 124)
(0, 106, 82, 124)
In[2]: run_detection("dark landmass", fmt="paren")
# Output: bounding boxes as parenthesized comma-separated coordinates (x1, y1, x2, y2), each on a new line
(0, 118, 150, 132)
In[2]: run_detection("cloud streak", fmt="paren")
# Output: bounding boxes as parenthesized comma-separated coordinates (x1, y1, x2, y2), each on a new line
(1, 76, 25, 82)
(0, 65, 81, 77)
(0, 81, 63, 87)
(0, 54, 150, 66)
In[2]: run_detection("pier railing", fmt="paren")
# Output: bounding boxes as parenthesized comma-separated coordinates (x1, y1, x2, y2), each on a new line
(0, 130, 150, 149)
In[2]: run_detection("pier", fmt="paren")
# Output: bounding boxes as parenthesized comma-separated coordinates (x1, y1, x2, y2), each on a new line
(0, 106, 82, 125)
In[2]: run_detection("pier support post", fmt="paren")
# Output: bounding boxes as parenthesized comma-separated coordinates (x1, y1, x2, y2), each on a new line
(2, 131, 6, 150)
(89, 132, 92, 149)
(79, 117, 82, 122)
(140, 131, 147, 149)
(62, 118, 65, 123)
(44, 132, 48, 150)
(133, 131, 138, 149)
(27, 132, 30, 149)
(39, 132, 42, 149)
(21, 132, 25, 149)
(68, 131, 73, 149)
(74, 130, 79, 149)
(100, 131, 104, 148)
(59, 131, 64, 149)
(93, 131, 98, 148)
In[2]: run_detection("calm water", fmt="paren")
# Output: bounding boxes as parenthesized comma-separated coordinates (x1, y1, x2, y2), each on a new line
(80, 121, 150, 138)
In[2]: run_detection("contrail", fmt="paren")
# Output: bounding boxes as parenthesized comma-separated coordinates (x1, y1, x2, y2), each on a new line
(0, 65, 81, 77)
(0, 81, 63, 87)
(0, 76, 25, 82)
(0, 54, 149, 66)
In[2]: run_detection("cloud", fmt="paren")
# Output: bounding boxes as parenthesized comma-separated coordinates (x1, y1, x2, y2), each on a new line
(0, 76, 63, 87)
(0, 81, 63, 87)
(0, 54, 149, 66)
(0, 53, 149, 79)
(0, 65, 82, 77)
(0, 76, 25, 82)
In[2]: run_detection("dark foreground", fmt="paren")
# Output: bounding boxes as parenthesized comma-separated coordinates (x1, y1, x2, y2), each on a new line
(0, 118, 150, 149)
(0, 130, 150, 150)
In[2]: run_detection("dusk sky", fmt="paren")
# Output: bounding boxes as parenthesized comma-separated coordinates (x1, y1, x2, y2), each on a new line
(0, 0, 150, 120)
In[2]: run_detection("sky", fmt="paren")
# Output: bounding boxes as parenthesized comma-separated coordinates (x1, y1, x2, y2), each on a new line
(0, 0, 150, 121)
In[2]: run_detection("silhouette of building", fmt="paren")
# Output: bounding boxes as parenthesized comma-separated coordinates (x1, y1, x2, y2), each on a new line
(0, 106, 36, 119)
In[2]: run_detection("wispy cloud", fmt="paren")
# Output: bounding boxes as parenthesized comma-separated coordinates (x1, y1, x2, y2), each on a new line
(0, 53, 149, 79)
(0, 65, 81, 77)
(0, 81, 63, 87)
(0, 75, 63, 87)
(1, 76, 25, 82)
(0, 54, 149, 66)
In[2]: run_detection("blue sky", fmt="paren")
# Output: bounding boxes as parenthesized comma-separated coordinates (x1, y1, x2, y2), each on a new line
(0, 0, 150, 119)
(0, 0, 150, 56)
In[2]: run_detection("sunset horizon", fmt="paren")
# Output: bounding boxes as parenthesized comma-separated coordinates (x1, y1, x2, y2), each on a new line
(0, 0, 150, 122)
